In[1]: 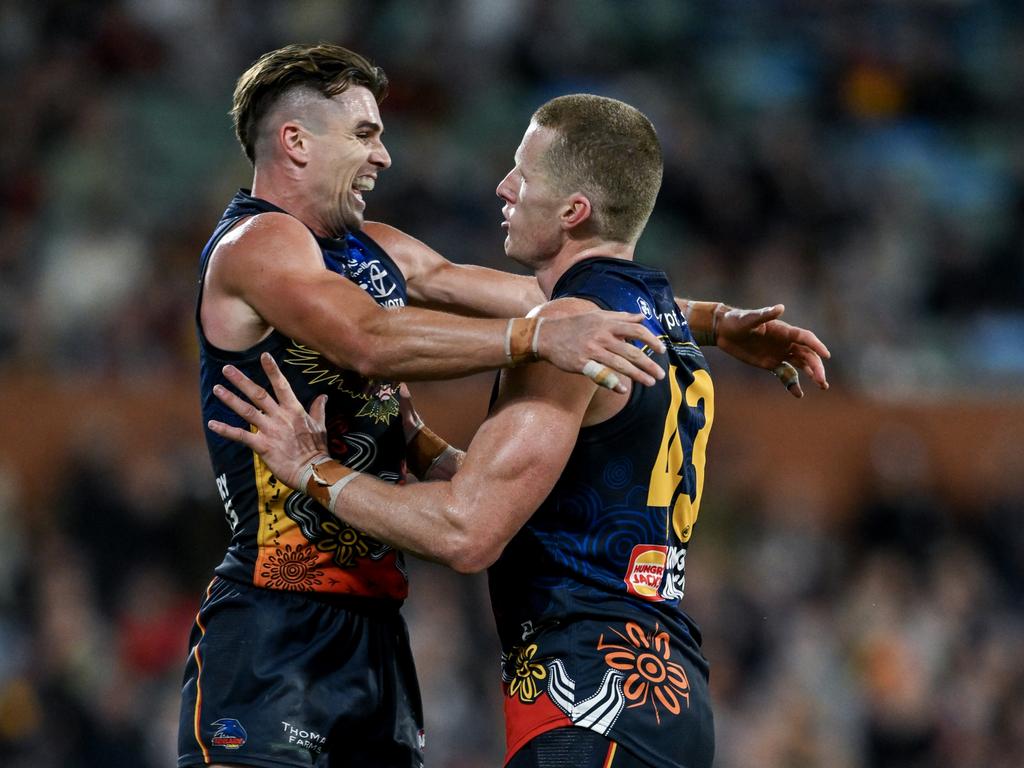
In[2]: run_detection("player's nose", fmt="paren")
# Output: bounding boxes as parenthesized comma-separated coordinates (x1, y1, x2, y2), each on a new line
(496, 170, 515, 202)
(371, 139, 391, 169)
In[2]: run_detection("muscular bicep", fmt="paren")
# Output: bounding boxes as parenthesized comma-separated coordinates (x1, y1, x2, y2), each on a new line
(443, 298, 602, 556)
(451, 365, 592, 542)
(326, 359, 595, 572)
(364, 220, 543, 316)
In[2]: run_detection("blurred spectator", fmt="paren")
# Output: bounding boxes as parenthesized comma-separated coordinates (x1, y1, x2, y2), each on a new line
(1, 1, 1022, 766)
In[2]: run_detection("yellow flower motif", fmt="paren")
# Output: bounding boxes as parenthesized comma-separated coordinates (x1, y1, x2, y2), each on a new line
(507, 644, 547, 703)
(315, 520, 370, 567)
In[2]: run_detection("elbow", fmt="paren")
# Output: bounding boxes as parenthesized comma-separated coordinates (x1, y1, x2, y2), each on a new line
(332, 331, 390, 379)
(320, 313, 395, 379)
(349, 344, 386, 379)
(439, 521, 505, 575)
(447, 544, 501, 575)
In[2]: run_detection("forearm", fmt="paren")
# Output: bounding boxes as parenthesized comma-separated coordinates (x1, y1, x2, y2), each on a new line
(344, 308, 538, 381)
(413, 265, 545, 318)
(363, 221, 545, 317)
(303, 460, 484, 572)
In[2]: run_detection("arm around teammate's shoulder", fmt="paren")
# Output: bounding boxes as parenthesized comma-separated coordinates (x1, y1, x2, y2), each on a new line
(214, 213, 535, 381)
(363, 220, 545, 317)
(215, 216, 665, 388)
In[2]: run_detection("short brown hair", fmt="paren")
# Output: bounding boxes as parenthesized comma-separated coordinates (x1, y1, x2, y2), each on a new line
(532, 94, 662, 244)
(231, 43, 388, 164)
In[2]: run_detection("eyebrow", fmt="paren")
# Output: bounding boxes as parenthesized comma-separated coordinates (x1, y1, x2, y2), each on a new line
(355, 120, 383, 134)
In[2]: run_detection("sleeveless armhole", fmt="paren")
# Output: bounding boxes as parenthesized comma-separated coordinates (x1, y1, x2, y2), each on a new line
(552, 291, 647, 441)
(195, 214, 251, 357)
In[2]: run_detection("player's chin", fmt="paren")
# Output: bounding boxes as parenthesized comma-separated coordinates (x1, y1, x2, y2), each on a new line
(503, 238, 520, 263)
(505, 247, 532, 271)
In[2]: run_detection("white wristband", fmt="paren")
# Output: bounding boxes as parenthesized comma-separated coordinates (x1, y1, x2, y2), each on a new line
(503, 318, 515, 361)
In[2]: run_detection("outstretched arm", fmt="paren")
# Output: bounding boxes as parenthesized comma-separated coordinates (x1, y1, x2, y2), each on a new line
(362, 223, 829, 395)
(364, 221, 544, 317)
(677, 300, 831, 398)
(207, 213, 664, 392)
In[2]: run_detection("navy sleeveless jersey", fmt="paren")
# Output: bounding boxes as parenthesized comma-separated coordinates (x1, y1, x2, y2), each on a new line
(489, 257, 716, 768)
(196, 190, 410, 602)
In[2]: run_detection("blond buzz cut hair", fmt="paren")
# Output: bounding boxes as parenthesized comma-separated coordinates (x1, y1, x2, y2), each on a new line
(532, 94, 663, 244)
(231, 43, 388, 164)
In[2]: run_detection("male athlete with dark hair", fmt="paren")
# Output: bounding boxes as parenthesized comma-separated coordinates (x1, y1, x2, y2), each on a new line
(208, 93, 829, 767)
(184, 41, 828, 768)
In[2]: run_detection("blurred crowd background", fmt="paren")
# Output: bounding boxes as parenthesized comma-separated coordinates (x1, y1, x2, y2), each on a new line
(1, 1, 1022, 766)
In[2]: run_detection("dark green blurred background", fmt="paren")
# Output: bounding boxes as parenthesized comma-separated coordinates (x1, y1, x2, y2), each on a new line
(0, 1, 1021, 766)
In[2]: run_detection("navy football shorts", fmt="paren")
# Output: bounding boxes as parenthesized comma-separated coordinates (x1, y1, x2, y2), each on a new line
(507, 727, 654, 768)
(178, 577, 424, 768)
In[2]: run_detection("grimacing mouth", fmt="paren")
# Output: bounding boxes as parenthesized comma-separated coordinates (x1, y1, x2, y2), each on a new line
(351, 175, 376, 201)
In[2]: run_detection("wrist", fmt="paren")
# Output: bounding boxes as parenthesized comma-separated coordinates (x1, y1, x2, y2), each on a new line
(504, 317, 543, 366)
(686, 301, 724, 346)
(407, 423, 453, 478)
(403, 417, 425, 445)
(296, 453, 331, 492)
(426, 445, 461, 480)
(303, 458, 361, 513)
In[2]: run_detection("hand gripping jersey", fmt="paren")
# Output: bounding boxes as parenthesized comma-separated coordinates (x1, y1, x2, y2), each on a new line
(489, 257, 716, 768)
(196, 191, 410, 602)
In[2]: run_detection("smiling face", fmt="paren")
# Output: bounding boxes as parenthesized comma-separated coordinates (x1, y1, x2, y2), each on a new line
(496, 123, 570, 270)
(302, 86, 391, 236)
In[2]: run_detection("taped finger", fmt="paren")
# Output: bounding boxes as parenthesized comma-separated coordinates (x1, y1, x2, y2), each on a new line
(582, 359, 622, 391)
(772, 362, 800, 391)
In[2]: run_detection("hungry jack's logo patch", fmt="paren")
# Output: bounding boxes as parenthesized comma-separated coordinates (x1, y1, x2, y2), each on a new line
(624, 544, 668, 601)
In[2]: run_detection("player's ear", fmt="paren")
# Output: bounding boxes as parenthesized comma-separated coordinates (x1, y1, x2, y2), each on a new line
(279, 121, 310, 165)
(561, 193, 592, 230)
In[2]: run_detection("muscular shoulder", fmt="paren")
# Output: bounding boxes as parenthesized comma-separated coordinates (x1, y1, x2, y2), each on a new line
(498, 296, 602, 409)
(530, 298, 630, 424)
(218, 212, 317, 261)
(210, 212, 322, 293)
(530, 296, 601, 320)
(362, 220, 408, 249)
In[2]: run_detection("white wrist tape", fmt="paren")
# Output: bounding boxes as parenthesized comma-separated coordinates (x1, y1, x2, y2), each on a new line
(326, 471, 363, 513)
